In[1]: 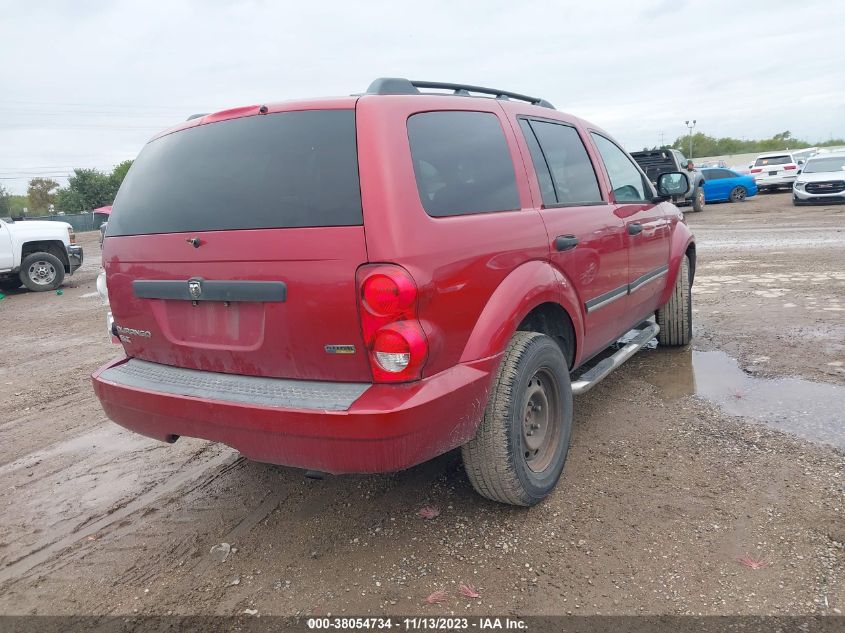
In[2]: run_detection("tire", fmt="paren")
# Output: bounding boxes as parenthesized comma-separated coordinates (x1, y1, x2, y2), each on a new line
(20, 252, 65, 292)
(729, 186, 747, 202)
(462, 332, 573, 506)
(656, 255, 692, 347)
(691, 186, 705, 212)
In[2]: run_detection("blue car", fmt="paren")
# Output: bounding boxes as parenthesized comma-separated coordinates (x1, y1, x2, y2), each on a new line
(701, 168, 758, 203)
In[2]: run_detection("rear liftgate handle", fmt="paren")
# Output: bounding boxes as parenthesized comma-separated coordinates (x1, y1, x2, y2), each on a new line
(555, 235, 579, 252)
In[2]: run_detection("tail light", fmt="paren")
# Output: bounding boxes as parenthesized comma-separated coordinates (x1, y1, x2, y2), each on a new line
(357, 264, 428, 383)
(750, 168, 762, 173)
(784, 165, 797, 170)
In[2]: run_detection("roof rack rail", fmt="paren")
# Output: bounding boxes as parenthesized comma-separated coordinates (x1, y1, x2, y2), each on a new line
(365, 78, 555, 109)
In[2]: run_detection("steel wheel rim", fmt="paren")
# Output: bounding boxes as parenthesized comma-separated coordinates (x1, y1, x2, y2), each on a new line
(698, 190, 705, 206)
(522, 368, 561, 473)
(28, 260, 57, 285)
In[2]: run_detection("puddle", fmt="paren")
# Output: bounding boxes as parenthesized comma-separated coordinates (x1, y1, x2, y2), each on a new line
(639, 349, 845, 451)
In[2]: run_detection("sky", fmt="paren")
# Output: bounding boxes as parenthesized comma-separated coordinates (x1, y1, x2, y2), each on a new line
(2, 0, 844, 194)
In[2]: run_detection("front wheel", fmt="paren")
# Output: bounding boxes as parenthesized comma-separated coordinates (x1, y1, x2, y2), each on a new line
(729, 186, 747, 202)
(691, 186, 705, 212)
(462, 332, 573, 506)
(656, 255, 692, 346)
(20, 252, 65, 292)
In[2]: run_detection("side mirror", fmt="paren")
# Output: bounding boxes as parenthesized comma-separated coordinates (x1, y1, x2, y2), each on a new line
(655, 171, 689, 199)
(798, 159, 804, 165)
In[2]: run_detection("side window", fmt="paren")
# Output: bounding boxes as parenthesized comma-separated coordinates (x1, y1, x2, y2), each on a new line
(590, 133, 652, 202)
(518, 119, 555, 205)
(407, 111, 520, 217)
(520, 119, 602, 206)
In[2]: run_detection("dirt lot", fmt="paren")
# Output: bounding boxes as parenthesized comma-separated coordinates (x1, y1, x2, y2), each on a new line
(0, 191, 843, 618)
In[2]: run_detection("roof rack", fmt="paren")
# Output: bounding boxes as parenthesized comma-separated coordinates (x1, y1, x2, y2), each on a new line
(365, 77, 555, 109)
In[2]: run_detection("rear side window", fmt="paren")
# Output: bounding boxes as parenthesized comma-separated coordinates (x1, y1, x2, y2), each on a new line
(704, 169, 731, 180)
(754, 155, 791, 166)
(107, 110, 362, 236)
(407, 111, 520, 217)
(519, 118, 602, 206)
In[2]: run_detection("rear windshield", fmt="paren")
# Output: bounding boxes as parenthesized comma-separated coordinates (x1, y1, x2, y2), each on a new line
(754, 155, 792, 166)
(107, 110, 362, 236)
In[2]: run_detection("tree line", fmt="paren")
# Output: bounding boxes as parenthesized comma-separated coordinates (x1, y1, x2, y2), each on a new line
(0, 160, 133, 217)
(660, 130, 845, 158)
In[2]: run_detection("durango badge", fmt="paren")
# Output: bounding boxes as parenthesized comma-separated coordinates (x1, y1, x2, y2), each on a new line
(188, 279, 203, 300)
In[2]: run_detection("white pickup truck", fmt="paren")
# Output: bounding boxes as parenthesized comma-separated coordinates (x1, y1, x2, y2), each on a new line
(0, 218, 84, 292)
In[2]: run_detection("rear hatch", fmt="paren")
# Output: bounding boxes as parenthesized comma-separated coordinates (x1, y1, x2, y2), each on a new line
(103, 106, 373, 382)
(751, 154, 796, 179)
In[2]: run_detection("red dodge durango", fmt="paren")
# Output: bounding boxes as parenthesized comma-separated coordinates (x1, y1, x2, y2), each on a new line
(93, 78, 695, 505)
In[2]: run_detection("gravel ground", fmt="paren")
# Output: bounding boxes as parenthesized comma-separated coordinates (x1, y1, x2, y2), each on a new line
(0, 191, 842, 617)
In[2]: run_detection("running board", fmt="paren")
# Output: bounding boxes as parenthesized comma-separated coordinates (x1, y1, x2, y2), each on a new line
(570, 322, 660, 396)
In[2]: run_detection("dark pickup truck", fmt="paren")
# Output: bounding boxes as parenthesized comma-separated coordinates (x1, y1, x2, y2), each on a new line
(631, 149, 706, 212)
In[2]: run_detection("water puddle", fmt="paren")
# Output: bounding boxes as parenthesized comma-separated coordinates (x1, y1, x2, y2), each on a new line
(638, 349, 845, 451)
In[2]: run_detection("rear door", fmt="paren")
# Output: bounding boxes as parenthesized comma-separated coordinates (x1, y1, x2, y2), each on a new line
(589, 133, 671, 321)
(517, 116, 629, 355)
(703, 169, 731, 200)
(103, 106, 373, 382)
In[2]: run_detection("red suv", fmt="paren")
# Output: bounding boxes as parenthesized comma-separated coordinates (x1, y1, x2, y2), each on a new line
(93, 78, 695, 506)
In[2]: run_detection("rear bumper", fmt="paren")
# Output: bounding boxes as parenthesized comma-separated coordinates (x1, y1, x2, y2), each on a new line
(92, 356, 497, 474)
(753, 174, 796, 187)
(67, 245, 83, 274)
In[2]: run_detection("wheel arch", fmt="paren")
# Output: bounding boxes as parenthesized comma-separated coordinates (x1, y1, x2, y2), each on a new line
(459, 260, 584, 367)
(658, 230, 696, 307)
(21, 240, 70, 270)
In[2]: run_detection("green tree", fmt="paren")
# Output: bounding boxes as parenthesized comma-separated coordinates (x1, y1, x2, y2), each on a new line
(27, 178, 60, 214)
(109, 159, 133, 197)
(0, 184, 11, 216)
(54, 160, 134, 212)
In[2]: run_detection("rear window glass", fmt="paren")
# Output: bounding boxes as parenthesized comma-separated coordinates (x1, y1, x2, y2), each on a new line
(754, 155, 792, 166)
(107, 110, 362, 236)
(407, 111, 520, 217)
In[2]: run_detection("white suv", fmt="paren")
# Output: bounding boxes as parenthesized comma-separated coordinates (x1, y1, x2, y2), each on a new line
(750, 152, 801, 191)
(793, 152, 845, 206)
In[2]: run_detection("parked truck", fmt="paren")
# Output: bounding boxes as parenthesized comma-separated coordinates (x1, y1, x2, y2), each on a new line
(0, 217, 84, 292)
(631, 149, 706, 212)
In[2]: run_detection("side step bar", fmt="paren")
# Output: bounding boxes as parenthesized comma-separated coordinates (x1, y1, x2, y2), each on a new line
(571, 322, 660, 396)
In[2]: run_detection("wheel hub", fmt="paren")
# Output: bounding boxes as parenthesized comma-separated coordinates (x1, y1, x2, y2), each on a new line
(29, 260, 56, 285)
(521, 369, 561, 473)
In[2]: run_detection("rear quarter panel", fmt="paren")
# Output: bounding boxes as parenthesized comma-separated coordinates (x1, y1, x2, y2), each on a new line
(355, 96, 551, 376)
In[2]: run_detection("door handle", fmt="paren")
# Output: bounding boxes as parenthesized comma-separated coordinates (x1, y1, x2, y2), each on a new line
(554, 235, 579, 252)
(627, 223, 643, 236)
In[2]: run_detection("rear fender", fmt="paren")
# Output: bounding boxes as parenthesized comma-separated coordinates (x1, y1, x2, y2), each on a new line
(658, 224, 695, 306)
(459, 260, 584, 363)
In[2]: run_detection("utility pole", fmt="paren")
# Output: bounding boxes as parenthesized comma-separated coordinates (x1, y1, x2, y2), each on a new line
(658, 131, 665, 147)
(684, 120, 696, 158)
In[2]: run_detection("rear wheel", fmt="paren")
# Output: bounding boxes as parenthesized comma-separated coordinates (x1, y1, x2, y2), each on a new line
(20, 252, 65, 292)
(691, 186, 705, 212)
(462, 332, 572, 506)
(656, 255, 692, 347)
(729, 186, 747, 202)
